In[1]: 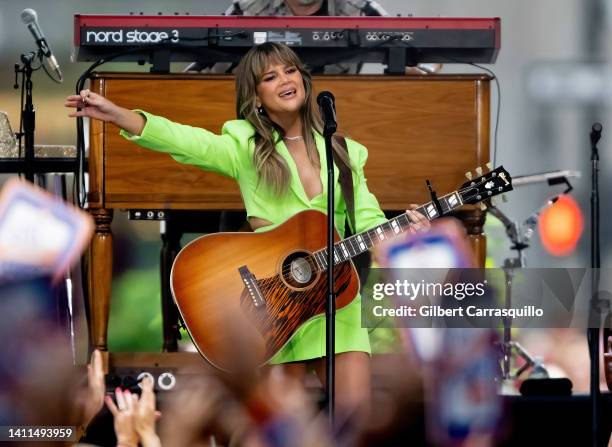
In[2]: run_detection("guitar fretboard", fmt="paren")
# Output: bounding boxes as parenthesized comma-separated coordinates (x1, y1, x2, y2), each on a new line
(310, 190, 464, 271)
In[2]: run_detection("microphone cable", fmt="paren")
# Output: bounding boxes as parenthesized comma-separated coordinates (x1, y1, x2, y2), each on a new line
(373, 35, 502, 168)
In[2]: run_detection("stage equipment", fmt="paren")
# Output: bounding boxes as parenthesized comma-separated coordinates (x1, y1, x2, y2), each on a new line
(73, 15, 500, 73)
(317, 90, 339, 423)
(512, 169, 580, 189)
(21, 8, 63, 82)
(588, 123, 606, 447)
(538, 194, 583, 256)
(486, 171, 578, 387)
(10, 8, 67, 181)
(0, 111, 78, 175)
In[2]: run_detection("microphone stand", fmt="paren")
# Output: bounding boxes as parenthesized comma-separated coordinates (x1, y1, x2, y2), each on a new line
(488, 202, 546, 385)
(588, 123, 603, 447)
(489, 177, 573, 387)
(14, 51, 39, 182)
(323, 126, 336, 427)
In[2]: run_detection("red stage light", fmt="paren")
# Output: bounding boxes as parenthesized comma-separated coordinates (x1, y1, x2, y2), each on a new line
(538, 194, 584, 256)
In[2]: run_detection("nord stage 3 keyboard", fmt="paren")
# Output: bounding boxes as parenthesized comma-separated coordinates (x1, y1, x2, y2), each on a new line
(73, 15, 500, 73)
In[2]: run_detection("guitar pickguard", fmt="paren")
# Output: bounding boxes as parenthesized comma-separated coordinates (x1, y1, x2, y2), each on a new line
(239, 261, 354, 357)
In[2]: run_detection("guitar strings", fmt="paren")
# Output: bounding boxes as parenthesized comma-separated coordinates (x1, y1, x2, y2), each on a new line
(275, 178, 504, 277)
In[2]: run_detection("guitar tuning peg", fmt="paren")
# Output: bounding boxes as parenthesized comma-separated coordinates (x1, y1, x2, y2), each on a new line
(475, 166, 483, 177)
(465, 171, 473, 180)
(479, 202, 487, 211)
(485, 162, 493, 170)
(502, 194, 508, 203)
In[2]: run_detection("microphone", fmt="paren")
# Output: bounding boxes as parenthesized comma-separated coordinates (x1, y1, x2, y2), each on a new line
(21, 8, 63, 82)
(317, 91, 337, 136)
(590, 122, 602, 148)
(512, 170, 581, 187)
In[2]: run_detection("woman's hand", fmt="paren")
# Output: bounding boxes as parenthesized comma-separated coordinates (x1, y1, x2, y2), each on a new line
(65, 89, 146, 136)
(65, 89, 120, 122)
(406, 204, 430, 234)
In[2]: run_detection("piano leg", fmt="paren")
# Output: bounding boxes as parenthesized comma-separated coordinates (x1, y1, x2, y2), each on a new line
(455, 207, 487, 268)
(88, 208, 114, 351)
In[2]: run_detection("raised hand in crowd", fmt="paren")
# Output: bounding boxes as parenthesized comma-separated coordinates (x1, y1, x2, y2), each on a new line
(106, 387, 140, 447)
(80, 349, 106, 430)
(133, 377, 162, 447)
(105, 381, 162, 447)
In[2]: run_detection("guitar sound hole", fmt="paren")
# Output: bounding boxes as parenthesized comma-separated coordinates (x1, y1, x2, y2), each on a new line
(281, 251, 318, 289)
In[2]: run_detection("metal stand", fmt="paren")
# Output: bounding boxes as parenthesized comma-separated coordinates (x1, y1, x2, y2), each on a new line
(488, 203, 549, 382)
(588, 123, 606, 446)
(14, 51, 39, 182)
(323, 132, 336, 426)
(489, 171, 576, 383)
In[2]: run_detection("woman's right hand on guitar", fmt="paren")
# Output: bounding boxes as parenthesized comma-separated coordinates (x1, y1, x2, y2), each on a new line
(65, 89, 145, 136)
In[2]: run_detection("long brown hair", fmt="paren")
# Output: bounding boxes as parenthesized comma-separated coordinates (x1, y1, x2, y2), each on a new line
(235, 42, 351, 196)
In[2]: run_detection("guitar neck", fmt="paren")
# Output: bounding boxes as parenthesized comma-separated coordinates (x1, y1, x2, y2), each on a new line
(310, 189, 465, 271)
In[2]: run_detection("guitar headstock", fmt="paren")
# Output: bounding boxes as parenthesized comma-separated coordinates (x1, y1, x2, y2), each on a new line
(459, 166, 513, 205)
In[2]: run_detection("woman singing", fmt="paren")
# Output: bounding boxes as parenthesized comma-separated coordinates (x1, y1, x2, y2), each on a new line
(65, 42, 429, 421)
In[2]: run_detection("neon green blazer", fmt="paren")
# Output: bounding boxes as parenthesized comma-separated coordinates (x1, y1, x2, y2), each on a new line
(121, 111, 388, 363)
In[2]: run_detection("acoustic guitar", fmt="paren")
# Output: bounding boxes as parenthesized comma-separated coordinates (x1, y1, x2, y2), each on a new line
(171, 166, 513, 371)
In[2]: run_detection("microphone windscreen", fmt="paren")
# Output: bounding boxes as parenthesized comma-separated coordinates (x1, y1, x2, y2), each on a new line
(21, 8, 37, 24)
(317, 91, 334, 106)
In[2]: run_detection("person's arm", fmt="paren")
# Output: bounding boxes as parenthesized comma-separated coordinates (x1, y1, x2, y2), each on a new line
(66, 89, 250, 179)
(120, 112, 249, 179)
(350, 142, 389, 234)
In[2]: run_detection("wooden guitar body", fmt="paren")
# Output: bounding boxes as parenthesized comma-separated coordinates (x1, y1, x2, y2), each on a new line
(171, 210, 359, 371)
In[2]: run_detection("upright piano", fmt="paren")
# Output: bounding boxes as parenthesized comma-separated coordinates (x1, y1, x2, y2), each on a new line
(79, 15, 495, 356)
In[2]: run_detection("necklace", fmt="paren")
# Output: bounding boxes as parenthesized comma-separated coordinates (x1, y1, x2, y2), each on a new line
(283, 135, 304, 142)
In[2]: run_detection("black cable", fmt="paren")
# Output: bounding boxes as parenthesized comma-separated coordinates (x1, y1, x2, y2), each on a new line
(372, 36, 502, 168)
(468, 62, 501, 168)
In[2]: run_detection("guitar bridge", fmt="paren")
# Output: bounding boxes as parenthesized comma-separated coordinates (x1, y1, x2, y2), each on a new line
(238, 265, 265, 308)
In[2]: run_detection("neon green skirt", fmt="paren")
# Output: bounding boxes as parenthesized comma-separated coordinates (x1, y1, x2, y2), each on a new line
(268, 294, 370, 364)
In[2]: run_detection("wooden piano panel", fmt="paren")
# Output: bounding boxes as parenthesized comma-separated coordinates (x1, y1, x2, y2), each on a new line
(321, 76, 488, 209)
(90, 73, 490, 210)
(96, 76, 241, 209)
(87, 73, 490, 352)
